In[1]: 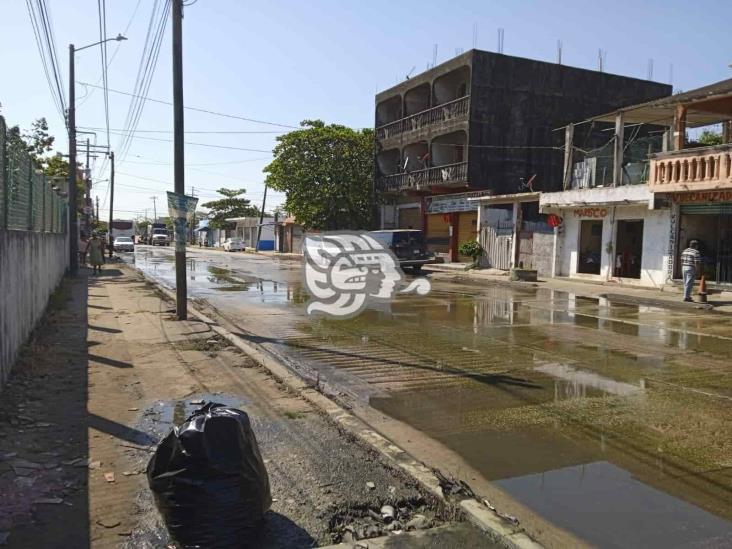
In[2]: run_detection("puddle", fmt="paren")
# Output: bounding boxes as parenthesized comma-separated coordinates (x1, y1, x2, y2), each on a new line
(496, 461, 732, 548)
(132, 247, 732, 547)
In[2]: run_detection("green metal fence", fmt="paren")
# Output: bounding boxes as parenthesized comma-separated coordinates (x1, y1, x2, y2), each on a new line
(0, 115, 68, 233)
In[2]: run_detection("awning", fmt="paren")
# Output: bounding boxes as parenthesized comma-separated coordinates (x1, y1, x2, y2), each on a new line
(468, 191, 540, 204)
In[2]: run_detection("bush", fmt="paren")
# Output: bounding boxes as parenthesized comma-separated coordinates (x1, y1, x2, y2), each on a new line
(458, 240, 484, 263)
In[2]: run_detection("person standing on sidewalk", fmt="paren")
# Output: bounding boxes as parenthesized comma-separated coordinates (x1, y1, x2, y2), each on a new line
(681, 239, 701, 302)
(87, 233, 105, 276)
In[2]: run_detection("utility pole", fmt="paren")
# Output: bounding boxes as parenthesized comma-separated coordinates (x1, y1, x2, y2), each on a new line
(151, 196, 157, 221)
(95, 196, 99, 223)
(108, 151, 115, 257)
(68, 44, 79, 274)
(85, 139, 91, 236)
(256, 184, 268, 251)
(172, 0, 187, 320)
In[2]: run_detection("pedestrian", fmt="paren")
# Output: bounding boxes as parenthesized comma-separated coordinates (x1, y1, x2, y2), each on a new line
(79, 234, 88, 266)
(680, 239, 701, 302)
(87, 233, 105, 276)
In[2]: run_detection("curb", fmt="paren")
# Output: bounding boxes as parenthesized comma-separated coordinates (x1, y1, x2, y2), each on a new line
(601, 292, 714, 311)
(129, 265, 543, 549)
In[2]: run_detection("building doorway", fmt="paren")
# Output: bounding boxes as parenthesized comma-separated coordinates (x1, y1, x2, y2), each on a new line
(577, 220, 603, 275)
(679, 205, 732, 284)
(614, 220, 644, 279)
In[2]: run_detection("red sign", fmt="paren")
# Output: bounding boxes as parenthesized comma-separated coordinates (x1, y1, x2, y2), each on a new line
(547, 214, 563, 228)
(573, 208, 607, 218)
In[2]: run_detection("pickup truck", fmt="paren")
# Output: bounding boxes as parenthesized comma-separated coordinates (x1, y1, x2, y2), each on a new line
(151, 228, 170, 246)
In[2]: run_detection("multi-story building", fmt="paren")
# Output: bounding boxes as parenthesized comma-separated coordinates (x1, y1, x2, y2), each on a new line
(541, 77, 732, 288)
(374, 49, 670, 261)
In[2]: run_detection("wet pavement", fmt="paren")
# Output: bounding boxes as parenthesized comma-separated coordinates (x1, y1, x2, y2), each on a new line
(127, 246, 732, 548)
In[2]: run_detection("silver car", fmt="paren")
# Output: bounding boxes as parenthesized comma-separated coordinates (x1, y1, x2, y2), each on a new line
(113, 236, 135, 252)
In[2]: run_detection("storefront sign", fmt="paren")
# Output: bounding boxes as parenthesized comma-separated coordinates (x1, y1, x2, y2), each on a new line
(573, 208, 607, 218)
(426, 191, 488, 214)
(672, 191, 732, 204)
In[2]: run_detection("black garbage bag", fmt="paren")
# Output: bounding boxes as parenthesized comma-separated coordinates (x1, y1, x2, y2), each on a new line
(147, 402, 271, 548)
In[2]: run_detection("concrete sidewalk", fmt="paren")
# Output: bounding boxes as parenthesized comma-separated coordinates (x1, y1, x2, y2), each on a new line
(426, 266, 732, 314)
(0, 266, 500, 548)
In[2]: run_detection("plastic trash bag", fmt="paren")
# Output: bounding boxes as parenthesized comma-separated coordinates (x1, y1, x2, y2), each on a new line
(147, 402, 271, 548)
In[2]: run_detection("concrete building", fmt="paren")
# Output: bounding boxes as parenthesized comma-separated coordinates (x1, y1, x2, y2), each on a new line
(374, 49, 671, 261)
(226, 216, 275, 250)
(540, 186, 670, 288)
(551, 77, 732, 288)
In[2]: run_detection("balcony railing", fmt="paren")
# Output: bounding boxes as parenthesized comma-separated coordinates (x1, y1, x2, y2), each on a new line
(650, 145, 732, 192)
(376, 161, 468, 192)
(375, 96, 469, 141)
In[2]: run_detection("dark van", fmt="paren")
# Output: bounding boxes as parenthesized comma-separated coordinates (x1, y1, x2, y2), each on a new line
(369, 230, 436, 272)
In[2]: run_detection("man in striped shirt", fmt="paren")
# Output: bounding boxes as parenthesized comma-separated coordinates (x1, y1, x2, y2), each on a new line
(680, 239, 701, 302)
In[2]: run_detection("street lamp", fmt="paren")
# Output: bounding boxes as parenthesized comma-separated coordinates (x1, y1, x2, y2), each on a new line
(68, 33, 127, 275)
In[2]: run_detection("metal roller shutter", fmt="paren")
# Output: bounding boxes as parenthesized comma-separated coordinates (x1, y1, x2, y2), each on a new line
(681, 204, 732, 215)
(398, 207, 422, 230)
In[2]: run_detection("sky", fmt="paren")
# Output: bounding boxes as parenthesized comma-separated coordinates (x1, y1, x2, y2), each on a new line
(1, 0, 731, 223)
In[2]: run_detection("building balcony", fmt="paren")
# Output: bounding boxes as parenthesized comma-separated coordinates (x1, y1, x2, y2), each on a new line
(375, 161, 468, 193)
(649, 144, 732, 193)
(375, 96, 469, 142)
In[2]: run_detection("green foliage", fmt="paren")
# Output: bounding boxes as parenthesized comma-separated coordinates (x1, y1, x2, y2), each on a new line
(23, 118, 55, 159)
(91, 219, 108, 233)
(43, 155, 85, 211)
(137, 220, 150, 234)
(200, 188, 259, 229)
(458, 240, 483, 261)
(263, 120, 375, 231)
(696, 130, 723, 146)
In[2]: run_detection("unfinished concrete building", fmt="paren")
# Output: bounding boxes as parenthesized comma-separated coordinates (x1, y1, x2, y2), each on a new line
(375, 49, 671, 261)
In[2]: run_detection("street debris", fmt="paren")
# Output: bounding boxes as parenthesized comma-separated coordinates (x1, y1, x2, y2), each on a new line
(96, 519, 121, 529)
(34, 498, 63, 505)
(365, 481, 375, 490)
(148, 403, 271, 547)
(104, 472, 116, 483)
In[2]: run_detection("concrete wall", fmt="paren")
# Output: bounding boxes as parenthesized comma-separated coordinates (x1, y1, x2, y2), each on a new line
(0, 230, 69, 387)
(554, 205, 670, 288)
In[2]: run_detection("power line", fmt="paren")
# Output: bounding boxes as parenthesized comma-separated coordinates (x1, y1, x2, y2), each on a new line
(77, 81, 300, 129)
(102, 130, 273, 152)
(25, 0, 66, 124)
(119, 156, 272, 166)
(78, 0, 142, 108)
(97, 0, 111, 149)
(79, 126, 285, 135)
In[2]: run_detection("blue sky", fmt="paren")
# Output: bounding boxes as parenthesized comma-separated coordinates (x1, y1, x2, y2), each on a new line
(1, 0, 730, 222)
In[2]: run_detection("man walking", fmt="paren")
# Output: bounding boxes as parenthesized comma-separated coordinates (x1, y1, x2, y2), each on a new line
(680, 239, 701, 302)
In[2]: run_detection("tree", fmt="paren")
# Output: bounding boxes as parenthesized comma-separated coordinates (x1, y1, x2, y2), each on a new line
(137, 220, 151, 235)
(200, 188, 259, 229)
(23, 117, 55, 159)
(263, 120, 374, 231)
(697, 130, 723, 146)
(44, 154, 85, 211)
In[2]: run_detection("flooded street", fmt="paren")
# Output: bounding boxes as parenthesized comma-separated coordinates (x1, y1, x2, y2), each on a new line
(129, 246, 732, 548)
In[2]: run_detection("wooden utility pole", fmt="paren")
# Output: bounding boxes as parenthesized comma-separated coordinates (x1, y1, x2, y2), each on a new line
(68, 44, 79, 274)
(172, 0, 187, 320)
(108, 151, 115, 257)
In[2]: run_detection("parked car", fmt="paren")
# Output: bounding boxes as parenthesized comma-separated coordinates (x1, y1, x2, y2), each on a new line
(368, 229, 436, 272)
(113, 236, 135, 252)
(223, 238, 245, 252)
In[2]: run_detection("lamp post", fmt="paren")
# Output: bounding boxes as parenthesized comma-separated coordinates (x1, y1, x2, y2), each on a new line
(68, 34, 126, 274)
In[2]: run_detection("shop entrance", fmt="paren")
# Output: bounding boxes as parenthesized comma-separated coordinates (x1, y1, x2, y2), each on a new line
(679, 205, 732, 284)
(614, 220, 644, 279)
(577, 220, 603, 275)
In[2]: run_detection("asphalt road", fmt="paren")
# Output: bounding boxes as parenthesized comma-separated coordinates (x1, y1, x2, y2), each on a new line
(127, 246, 732, 548)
